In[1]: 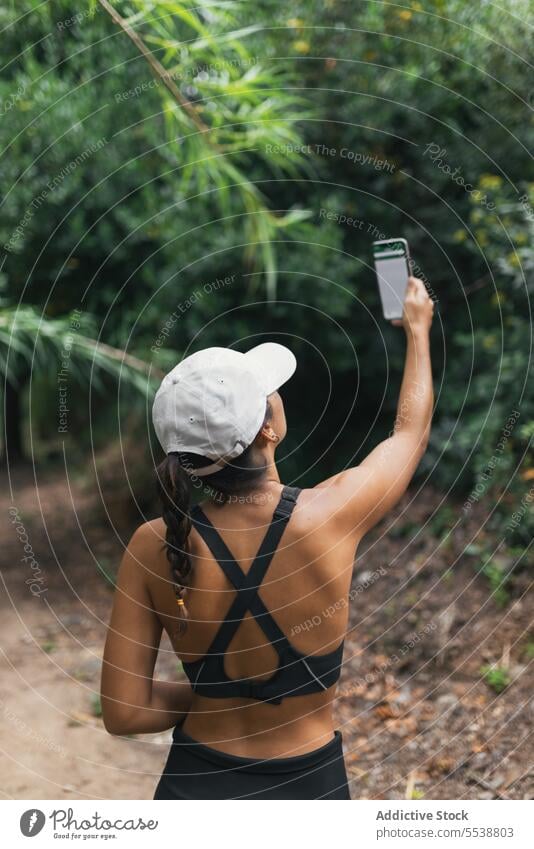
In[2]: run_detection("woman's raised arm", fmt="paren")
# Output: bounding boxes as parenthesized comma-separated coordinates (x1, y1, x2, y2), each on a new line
(315, 276, 434, 539)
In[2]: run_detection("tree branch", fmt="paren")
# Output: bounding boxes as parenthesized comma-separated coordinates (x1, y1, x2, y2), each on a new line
(78, 337, 164, 381)
(97, 0, 211, 136)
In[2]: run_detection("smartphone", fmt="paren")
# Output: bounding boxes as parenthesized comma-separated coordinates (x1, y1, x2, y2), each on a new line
(373, 238, 411, 320)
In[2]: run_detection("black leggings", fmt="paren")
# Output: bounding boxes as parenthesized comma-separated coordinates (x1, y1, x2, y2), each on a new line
(154, 726, 351, 800)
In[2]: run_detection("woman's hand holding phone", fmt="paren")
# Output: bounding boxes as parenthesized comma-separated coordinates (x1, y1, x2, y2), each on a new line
(391, 276, 434, 335)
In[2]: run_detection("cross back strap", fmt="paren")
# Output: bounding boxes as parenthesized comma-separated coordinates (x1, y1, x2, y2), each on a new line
(190, 485, 301, 656)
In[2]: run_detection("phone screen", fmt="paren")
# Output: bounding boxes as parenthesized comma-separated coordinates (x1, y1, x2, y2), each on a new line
(373, 239, 411, 320)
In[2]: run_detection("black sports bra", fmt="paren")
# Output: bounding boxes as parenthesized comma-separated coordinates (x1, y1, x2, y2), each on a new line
(181, 485, 344, 705)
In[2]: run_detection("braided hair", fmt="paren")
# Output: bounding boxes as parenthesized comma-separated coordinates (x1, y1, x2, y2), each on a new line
(156, 401, 272, 636)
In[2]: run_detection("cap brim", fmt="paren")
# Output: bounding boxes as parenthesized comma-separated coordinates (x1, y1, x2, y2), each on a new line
(243, 342, 297, 396)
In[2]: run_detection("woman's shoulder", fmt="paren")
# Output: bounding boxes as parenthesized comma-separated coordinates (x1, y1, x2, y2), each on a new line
(129, 517, 166, 543)
(124, 518, 167, 566)
(291, 485, 362, 555)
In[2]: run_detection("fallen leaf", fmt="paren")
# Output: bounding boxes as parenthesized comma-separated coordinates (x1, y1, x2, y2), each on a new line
(428, 756, 456, 776)
(68, 711, 96, 725)
(375, 702, 400, 720)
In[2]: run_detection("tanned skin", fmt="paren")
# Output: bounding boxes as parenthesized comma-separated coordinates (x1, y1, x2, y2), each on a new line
(101, 277, 434, 758)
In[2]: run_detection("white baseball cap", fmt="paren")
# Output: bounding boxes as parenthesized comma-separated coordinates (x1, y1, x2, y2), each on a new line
(152, 343, 296, 475)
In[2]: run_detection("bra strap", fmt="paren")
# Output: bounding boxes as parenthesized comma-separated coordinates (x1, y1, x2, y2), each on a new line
(189, 504, 244, 589)
(195, 486, 301, 656)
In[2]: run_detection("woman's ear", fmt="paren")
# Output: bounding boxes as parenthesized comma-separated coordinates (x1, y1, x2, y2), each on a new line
(256, 424, 279, 446)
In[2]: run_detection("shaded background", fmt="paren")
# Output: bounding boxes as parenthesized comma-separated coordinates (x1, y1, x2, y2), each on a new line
(0, 0, 532, 799)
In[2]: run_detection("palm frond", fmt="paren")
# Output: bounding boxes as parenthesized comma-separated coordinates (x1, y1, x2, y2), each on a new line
(0, 306, 160, 392)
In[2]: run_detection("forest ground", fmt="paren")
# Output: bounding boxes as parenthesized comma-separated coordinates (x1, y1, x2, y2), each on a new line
(1, 464, 532, 800)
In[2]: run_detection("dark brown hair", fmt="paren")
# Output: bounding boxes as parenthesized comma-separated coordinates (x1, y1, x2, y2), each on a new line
(156, 402, 272, 636)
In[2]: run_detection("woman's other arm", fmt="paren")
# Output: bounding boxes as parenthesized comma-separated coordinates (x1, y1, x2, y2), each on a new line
(100, 524, 193, 735)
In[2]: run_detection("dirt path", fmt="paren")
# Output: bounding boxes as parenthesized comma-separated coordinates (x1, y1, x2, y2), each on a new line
(1, 466, 532, 799)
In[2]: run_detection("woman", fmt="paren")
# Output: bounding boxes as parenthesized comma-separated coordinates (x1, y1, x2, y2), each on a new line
(101, 276, 434, 799)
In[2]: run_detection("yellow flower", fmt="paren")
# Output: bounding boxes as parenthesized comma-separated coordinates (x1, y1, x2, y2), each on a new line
(293, 40, 310, 54)
(287, 18, 304, 29)
(479, 174, 503, 189)
(453, 228, 467, 243)
(398, 10, 412, 21)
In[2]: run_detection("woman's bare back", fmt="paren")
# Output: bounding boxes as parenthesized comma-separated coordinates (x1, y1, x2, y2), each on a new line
(145, 483, 359, 757)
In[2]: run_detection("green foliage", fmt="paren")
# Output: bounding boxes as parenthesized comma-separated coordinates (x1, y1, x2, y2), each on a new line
(0, 0, 311, 304)
(463, 544, 515, 606)
(0, 305, 154, 390)
(479, 664, 511, 694)
(1, 1, 532, 576)
(427, 506, 457, 537)
(480, 563, 510, 608)
(90, 694, 103, 717)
